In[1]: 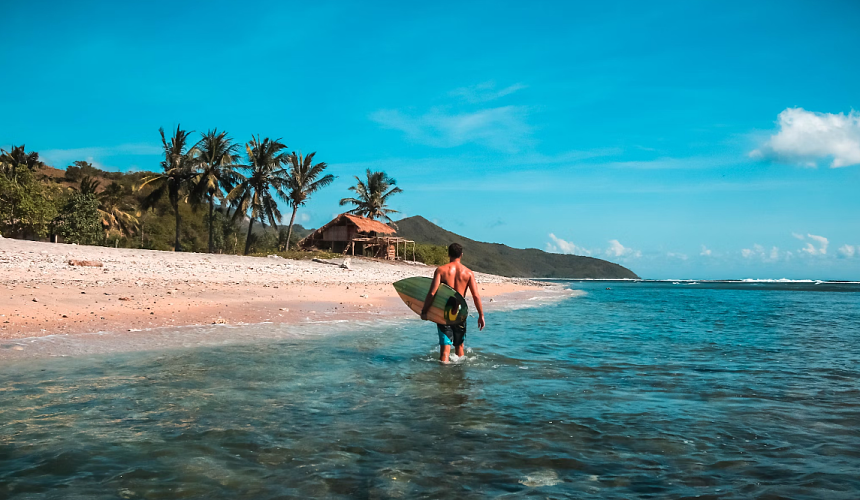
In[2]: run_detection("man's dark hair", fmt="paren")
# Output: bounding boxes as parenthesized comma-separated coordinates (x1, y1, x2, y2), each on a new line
(448, 243, 463, 259)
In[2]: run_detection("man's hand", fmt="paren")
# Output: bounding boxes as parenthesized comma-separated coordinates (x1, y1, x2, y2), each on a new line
(478, 314, 485, 331)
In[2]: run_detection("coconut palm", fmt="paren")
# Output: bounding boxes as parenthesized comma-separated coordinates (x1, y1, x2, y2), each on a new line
(339, 169, 403, 223)
(139, 125, 197, 251)
(227, 136, 289, 255)
(281, 152, 335, 250)
(98, 182, 138, 243)
(190, 129, 240, 253)
(0, 145, 42, 182)
(78, 175, 101, 196)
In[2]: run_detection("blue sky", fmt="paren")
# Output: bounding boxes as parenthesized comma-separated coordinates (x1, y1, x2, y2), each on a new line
(2, 1, 859, 279)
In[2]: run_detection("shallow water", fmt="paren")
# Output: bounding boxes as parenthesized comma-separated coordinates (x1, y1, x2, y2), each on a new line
(2, 281, 859, 498)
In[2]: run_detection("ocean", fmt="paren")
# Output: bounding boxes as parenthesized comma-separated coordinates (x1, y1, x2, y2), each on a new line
(1, 281, 859, 498)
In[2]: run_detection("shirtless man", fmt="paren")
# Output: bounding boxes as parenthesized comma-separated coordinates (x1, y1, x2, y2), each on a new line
(420, 243, 485, 362)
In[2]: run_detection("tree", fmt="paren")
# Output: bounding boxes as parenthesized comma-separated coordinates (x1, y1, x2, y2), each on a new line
(64, 160, 99, 183)
(0, 165, 61, 239)
(339, 169, 403, 223)
(1, 145, 42, 183)
(56, 191, 102, 245)
(78, 175, 101, 195)
(98, 182, 138, 243)
(281, 152, 335, 250)
(227, 136, 289, 255)
(139, 125, 197, 251)
(190, 129, 240, 253)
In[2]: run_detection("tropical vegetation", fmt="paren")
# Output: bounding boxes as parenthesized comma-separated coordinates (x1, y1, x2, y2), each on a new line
(282, 151, 335, 250)
(339, 169, 403, 223)
(0, 128, 430, 261)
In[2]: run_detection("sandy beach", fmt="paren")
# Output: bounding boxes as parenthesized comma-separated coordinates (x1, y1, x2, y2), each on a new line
(0, 238, 544, 342)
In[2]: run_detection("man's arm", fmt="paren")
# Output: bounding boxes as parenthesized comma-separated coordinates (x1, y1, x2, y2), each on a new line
(467, 272, 485, 331)
(420, 269, 442, 320)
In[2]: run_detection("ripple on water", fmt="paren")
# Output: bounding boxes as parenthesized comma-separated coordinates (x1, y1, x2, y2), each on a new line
(1, 282, 859, 498)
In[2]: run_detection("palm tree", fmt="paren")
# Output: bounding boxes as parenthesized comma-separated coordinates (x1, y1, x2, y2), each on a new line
(339, 169, 403, 223)
(98, 182, 138, 244)
(281, 152, 335, 250)
(191, 129, 240, 253)
(0, 145, 42, 182)
(139, 125, 197, 251)
(78, 175, 101, 195)
(227, 136, 289, 255)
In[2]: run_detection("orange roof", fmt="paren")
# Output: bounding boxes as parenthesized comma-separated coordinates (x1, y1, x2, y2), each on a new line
(340, 213, 395, 234)
(298, 213, 395, 246)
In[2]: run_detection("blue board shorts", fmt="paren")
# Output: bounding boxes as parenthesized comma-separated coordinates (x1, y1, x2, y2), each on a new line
(437, 322, 466, 347)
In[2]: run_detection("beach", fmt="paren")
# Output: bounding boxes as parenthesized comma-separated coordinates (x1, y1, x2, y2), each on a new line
(0, 238, 544, 342)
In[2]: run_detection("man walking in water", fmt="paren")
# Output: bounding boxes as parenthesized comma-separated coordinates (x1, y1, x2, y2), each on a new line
(421, 243, 485, 362)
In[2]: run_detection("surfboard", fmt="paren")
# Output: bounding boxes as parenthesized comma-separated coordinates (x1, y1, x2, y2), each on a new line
(393, 276, 468, 326)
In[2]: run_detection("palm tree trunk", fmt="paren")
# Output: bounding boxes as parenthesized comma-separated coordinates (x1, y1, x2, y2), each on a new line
(173, 202, 182, 252)
(243, 217, 255, 255)
(286, 206, 298, 251)
(208, 195, 215, 254)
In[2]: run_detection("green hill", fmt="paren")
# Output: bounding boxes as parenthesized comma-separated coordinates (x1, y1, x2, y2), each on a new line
(394, 216, 639, 279)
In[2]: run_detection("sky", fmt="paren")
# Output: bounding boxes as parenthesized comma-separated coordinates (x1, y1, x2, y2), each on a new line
(2, 0, 859, 279)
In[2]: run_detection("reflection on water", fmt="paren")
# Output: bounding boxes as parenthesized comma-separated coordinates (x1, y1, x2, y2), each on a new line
(1, 281, 859, 498)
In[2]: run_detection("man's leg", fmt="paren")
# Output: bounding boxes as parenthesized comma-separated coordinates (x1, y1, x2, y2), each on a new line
(438, 325, 453, 362)
(440, 344, 451, 362)
(452, 323, 466, 358)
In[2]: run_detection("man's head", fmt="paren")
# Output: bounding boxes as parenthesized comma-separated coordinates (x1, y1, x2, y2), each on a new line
(448, 243, 463, 261)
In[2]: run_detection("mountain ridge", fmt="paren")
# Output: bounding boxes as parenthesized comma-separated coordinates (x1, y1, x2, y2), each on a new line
(393, 216, 639, 279)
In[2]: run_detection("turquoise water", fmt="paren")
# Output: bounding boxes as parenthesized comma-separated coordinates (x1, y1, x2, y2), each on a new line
(2, 281, 859, 498)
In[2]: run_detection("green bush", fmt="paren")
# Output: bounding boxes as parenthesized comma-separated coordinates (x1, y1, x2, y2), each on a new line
(404, 243, 448, 266)
(56, 192, 102, 245)
(0, 166, 61, 239)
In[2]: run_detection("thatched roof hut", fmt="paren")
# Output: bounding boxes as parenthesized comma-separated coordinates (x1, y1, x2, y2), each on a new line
(298, 213, 414, 260)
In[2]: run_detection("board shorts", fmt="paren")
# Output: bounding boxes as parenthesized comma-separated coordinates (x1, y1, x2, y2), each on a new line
(437, 322, 466, 347)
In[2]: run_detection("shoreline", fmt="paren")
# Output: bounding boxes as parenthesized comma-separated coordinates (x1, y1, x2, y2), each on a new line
(1, 239, 556, 357)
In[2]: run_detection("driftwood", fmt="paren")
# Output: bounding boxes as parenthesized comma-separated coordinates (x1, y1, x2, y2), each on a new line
(68, 260, 103, 267)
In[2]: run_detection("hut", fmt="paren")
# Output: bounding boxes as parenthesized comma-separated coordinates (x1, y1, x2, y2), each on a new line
(298, 213, 415, 260)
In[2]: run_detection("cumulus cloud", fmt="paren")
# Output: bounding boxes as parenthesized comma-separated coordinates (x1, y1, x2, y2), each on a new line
(800, 233, 829, 256)
(449, 82, 526, 103)
(700, 245, 712, 256)
(838, 244, 857, 258)
(742, 244, 781, 262)
(750, 107, 860, 168)
(605, 239, 641, 259)
(41, 143, 162, 167)
(370, 106, 531, 152)
(546, 234, 591, 256)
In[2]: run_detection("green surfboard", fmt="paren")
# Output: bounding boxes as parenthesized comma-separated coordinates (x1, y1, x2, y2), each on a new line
(393, 276, 468, 326)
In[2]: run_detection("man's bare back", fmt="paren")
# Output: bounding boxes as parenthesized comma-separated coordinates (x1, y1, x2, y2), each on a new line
(420, 243, 485, 362)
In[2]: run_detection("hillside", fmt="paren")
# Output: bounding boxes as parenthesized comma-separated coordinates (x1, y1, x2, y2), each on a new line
(394, 216, 639, 279)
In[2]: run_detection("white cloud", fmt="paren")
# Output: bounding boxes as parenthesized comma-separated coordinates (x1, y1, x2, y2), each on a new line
(750, 107, 860, 168)
(700, 245, 712, 256)
(792, 232, 806, 240)
(41, 143, 162, 167)
(298, 212, 311, 223)
(546, 233, 591, 256)
(838, 244, 857, 258)
(800, 233, 829, 255)
(449, 82, 526, 103)
(667, 252, 688, 260)
(605, 239, 641, 259)
(370, 105, 531, 152)
(741, 244, 781, 262)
